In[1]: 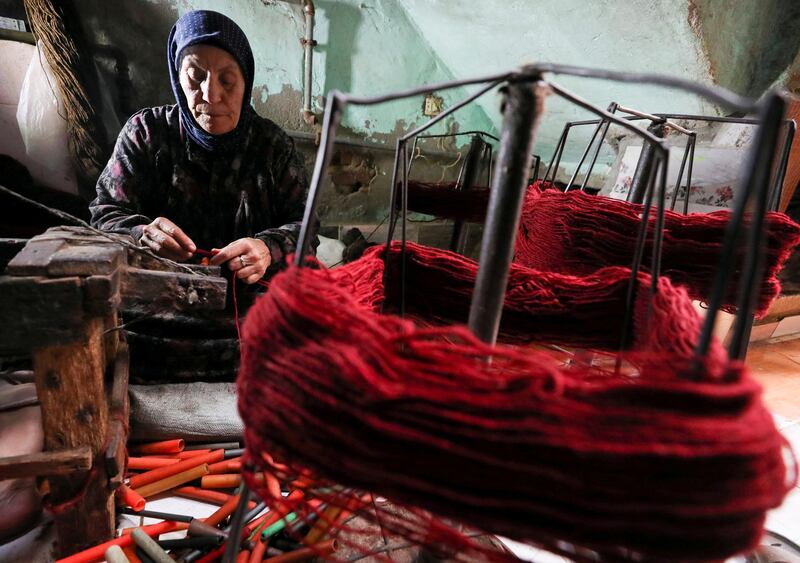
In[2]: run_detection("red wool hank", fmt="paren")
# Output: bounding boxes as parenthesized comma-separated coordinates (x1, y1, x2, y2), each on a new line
(237, 243, 794, 562)
(336, 242, 725, 366)
(515, 183, 800, 317)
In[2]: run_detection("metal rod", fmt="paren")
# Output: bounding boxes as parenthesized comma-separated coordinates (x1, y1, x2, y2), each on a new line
(295, 93, 344, 265)
(400, 142, 409, 318)
(451, 135, 490, 252)
(184, 442, 240, 451)
(628, 121, 666, 203)
(301, 0, 316, 124)
(225, 501, 267, 533)
(545, 82, 667, 146)
(769, 120, 795, 211)
(340, 71, 513, 106)
(618, 150, 665, 352)
(727, 93, 786, 359)
(565, 113, 785, 127)
(683, 139, 695, 215)
(669, 135, 693, 211)
(695, 93, 787, 359)
(334, 64, 756, 112)
(415, 130, 500, 142)
(522, 63, 756, 112)
(656, 113, 763, 125)
(381, 139, 404, 314)
(221, 486, 252, 563)
(468, 80, 543, 344)
(384, 139, 404, 249)
(543, 124, 570, 184)
(579, 117, 613, 191)
(564, 114, 608, 191)
(118, 507, 194, 523)
(651, 152, 670, 286)
(617, 104, 694, 135)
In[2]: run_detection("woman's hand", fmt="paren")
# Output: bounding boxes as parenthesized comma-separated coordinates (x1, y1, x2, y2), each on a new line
(209, 238, 271, 284)
(141, 217, 196, 261)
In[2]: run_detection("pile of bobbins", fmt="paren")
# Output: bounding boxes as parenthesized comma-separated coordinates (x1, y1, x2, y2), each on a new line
(55, 439, 339, 563)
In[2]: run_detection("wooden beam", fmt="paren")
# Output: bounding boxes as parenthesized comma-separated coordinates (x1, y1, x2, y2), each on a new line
(121, 267, 227, 313)
(0, 447, 91, 480)
(106, 341, 129, 489)
(34, 317, 114, 556)
(0, 276, 86, 353)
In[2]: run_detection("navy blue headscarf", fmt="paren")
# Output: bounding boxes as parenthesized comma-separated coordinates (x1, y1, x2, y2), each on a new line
(167, 10, 255, 153)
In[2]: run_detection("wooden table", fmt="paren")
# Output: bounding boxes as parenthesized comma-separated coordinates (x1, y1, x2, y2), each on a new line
(0, 227, 227, 557)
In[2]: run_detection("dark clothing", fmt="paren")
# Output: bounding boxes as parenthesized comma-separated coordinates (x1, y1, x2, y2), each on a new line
(167, 9, 255, 153)
(90, 104, 314, 276)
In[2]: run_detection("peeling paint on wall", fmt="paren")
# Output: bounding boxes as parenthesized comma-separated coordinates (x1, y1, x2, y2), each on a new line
(688, 0, 800, 97)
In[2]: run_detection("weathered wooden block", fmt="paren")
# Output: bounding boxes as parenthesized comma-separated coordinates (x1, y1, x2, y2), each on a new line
(5, 238, 66, 276)
(0, 276, 86, 352)
(122, 268, 227, 313)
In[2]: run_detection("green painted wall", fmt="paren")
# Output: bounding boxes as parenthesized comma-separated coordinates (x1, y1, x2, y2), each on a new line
(80, 0, 800, 158)
(689, 0, 800, 97)
(81, 0, 495, 142)
(74, 0, 800, 228)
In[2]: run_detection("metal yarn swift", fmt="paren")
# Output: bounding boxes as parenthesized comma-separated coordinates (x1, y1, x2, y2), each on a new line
(237, 242, 792, 562)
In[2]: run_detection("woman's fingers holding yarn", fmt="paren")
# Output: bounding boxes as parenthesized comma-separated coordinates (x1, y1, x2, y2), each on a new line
(235, 264, 263, 284)
(211, 237, 271, 283)
(142, 217, 196, 261)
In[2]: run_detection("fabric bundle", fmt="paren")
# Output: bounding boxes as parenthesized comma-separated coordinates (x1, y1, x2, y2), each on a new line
(238, 243, 791, 562)
(515, 183, 800, 316)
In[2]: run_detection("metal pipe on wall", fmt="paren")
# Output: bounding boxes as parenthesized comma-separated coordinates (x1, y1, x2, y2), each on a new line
(301, 0, 316, 124)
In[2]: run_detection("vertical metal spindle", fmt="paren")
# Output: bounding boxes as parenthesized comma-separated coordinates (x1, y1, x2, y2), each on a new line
(669, 134, 693, 211)
(467, 80, 544, 344)
(696, 92, 786, 359)
(543, 124, 571, 186)
(769, 121, 795, 211)
(451, 135, 490, 253)
(221, 486, 252, 563)
(728, 93, 787, 359)
(683, 138, 696, 215)
(578, 117, 614, 192)
(296, 94, 344, 266)
(628, 121, 665, 203)
(564, 118, 606, 191)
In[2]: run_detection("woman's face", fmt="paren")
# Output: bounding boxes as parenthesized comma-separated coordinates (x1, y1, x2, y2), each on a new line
(179, 44, 245, 135)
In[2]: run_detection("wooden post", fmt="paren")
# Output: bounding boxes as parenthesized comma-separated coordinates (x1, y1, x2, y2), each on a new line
(0, 227, 227, 557)
(33, 317, 114, 554)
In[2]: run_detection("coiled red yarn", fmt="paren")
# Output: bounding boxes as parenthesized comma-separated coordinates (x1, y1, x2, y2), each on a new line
(238, 243, 792, 562)
(515, 183, 800, 317)
(336, 242, 725, 367)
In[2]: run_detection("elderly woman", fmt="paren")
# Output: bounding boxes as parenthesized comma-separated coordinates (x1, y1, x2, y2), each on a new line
(90, 10, 313, 282)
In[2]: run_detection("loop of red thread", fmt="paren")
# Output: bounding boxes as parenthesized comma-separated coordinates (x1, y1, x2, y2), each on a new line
(42, 466, 100, 516)
(238, 242, 793, 562)
(193, 247, 269, 340)
(43, 411, 130, 517)
(515, 181, 800, 317)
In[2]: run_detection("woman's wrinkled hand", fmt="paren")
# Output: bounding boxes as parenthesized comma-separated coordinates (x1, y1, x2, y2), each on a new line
(209, 238, 271, 284)
(141, 217, 196, 261)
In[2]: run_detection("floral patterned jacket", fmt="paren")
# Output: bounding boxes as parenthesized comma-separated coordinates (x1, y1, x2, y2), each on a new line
(90, 105, 315, 276)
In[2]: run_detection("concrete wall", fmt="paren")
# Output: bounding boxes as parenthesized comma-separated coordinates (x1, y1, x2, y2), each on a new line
(68, 0, 800, 243)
